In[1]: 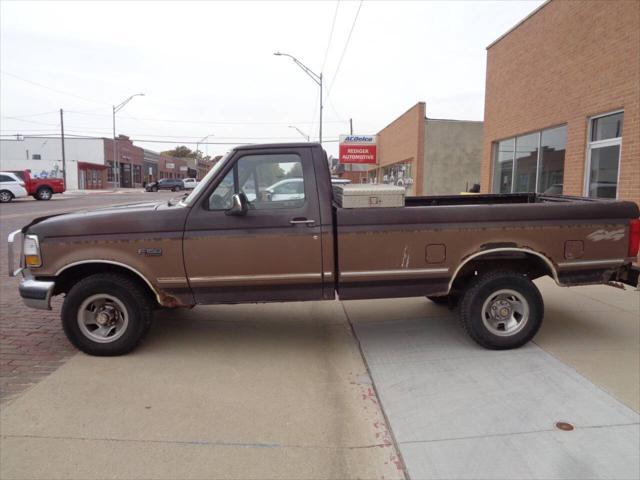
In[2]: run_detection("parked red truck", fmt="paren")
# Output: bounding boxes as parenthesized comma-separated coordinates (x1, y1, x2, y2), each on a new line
(9, 170, 65, 200)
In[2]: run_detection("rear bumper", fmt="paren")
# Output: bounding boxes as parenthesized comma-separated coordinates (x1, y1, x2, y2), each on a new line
(18, 271, 55, 310)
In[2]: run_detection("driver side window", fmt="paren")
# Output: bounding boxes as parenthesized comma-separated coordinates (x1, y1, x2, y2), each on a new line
(208, 153, 305, 210)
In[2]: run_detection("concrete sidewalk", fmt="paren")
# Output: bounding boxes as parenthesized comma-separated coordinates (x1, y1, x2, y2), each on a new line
(345, 279, 640, 479)
(0, 302, 403, 480)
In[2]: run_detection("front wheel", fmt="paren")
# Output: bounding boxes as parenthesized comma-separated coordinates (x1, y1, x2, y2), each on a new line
(61, 273, 153, 356)
(35, 187, 53, 200)
(459, 271, 543, 350)
(0, 190, 14, 203)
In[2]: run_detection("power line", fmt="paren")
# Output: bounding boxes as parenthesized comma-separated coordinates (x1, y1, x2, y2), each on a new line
(64, 110, 348, 125)
(1, 110, 59, 119)
(0, 70, 109, 105)
(321, 0, 341, 72)
(326, 0, 364, 98)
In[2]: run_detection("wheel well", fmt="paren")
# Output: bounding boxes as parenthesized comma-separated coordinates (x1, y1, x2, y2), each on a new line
(50, 263, 158, 304)
(450, 251, 556, 293)
(37, 186, 52, 192)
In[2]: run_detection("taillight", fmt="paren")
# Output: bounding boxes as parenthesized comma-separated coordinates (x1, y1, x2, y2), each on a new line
(629, 219, 640, 258)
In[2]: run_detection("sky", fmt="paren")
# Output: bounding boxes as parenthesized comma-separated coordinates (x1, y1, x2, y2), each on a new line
(1, 0, 544, 158)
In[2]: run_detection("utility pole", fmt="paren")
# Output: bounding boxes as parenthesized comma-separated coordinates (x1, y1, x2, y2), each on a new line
(60, 109, 67, 187)
(349, 118, 353, 173)
(112, 105, 118, 188)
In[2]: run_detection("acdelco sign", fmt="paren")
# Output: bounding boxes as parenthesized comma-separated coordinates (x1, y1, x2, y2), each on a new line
(339, 134, 377, 164)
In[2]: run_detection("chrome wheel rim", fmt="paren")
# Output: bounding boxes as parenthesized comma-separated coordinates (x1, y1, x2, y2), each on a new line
(481, 289, 529, 336)
(0, 192, 11, 202)
(77, 294, 129, 343)
(39, 190, 51, 199)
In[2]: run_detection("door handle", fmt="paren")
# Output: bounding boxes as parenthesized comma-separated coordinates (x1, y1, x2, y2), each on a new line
(290, 218, 316, 226)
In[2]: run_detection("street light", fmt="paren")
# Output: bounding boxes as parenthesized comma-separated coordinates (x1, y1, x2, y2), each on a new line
(196, 133, 215, 157)
(112, 93, 145, 188)
(288, 125, 310, 142)
(274, 52, 323, 144)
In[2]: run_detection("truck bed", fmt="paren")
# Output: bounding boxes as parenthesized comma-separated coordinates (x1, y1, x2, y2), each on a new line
(334, 193, 639, 300)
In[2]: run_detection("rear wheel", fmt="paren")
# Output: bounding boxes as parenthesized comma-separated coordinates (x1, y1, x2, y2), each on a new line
(35, 187, 53, 200)
(459, 270, 543, 350)
(0, 190, 14, 203)
(61, 273, 153, 356)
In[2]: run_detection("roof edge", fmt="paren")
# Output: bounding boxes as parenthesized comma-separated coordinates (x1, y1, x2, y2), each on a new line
(486, 0, 550, 50)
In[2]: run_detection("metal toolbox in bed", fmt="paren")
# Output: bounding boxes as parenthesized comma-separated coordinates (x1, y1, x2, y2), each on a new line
(333, 184, 405, 208)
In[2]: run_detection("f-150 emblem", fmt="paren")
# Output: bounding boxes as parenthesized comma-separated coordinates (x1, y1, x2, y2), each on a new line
(137, 248, 162, 256)
(587, 229, 624, 242)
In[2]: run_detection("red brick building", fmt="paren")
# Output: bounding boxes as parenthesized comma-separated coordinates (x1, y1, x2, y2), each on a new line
(158, 155, 189, 180)
(104, 135, 144, 189)
(363, 102, 483, 196)
(481, 0, 639, 205)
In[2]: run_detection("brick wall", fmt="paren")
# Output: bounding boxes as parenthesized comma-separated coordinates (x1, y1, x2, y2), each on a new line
(370, 102, 426, 195)
(481, 0, 640, 206)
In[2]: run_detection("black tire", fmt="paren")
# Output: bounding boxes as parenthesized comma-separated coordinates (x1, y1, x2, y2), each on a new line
(171, 186, 178, 192)
(0, 190, 14, 203)
(151, 186, 158, 192)
(61, 273, 153, 356)
(35, 187, 53, 200)
(459, 270, 543, 350)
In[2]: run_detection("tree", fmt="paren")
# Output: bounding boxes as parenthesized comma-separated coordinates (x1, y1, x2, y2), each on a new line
(161, 146, 197, 158)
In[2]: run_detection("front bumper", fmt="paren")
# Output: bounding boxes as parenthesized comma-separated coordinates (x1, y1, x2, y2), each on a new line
(8, 229, 54, 310)
(19, 271, 55, 310)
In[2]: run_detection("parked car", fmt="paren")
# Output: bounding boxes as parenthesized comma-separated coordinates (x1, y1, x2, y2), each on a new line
(8, 142, 640, 356)
(182, 178, 198, 189)
(0, 172, 28, 203)
(145, 178, 185, 192)
(9, 170, 65, 200)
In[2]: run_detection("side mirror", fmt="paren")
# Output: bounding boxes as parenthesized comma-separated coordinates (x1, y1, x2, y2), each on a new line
(225, 192, 249, 216)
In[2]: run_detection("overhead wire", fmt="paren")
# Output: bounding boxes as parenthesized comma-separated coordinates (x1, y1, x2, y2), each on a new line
(1, 70, 109, 105)
(326, 0, 364, 99)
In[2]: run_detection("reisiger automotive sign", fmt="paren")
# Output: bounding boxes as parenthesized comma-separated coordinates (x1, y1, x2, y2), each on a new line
(339, 135, 377, 164)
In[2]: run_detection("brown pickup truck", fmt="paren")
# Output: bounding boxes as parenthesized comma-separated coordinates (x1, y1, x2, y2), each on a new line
(8, 143, 640, 356)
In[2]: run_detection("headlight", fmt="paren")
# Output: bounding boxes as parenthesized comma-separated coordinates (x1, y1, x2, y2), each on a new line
(23, 235, 42, 267)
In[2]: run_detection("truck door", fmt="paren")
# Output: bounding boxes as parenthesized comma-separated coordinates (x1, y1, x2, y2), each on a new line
(183, 147, 324, 304)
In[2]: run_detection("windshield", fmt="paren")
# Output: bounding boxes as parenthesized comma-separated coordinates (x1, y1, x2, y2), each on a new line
(180, 152, 230, 206)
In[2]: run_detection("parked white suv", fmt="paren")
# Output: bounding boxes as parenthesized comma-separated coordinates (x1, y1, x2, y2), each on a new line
(0, 172, 28, 203)
(182, 178, 198, 189)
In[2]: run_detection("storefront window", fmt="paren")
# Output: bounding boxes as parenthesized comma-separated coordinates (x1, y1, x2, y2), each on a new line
(492, 125, 566, 194)
(586, 111, 623, 199)
(513, 133, 539, 193)
(492, 138, 515, 193)
(133, 165, 142, 184)
(107, 161, 115, 182)
(538, 126, 566, 194)
(381, 162, 413, 192)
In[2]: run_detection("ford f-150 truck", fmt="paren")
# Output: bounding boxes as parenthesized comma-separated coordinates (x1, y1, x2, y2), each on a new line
(8, 143, 640, 356)
(9, 170, 66, 200)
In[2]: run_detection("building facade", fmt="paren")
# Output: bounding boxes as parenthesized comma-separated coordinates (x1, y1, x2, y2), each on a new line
(366, 102, 483, 196)
(481, 0, 639, 205)
(142, 149, 160, 186)
(0, 136, 107, 190)
(104, 135, 144, 189)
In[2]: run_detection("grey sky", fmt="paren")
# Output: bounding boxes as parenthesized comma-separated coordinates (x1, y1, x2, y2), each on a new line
(1, 0, 544, 158)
